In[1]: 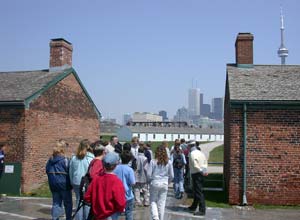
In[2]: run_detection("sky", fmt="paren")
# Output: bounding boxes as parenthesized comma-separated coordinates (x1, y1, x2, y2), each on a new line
(0, 0, 299, 123)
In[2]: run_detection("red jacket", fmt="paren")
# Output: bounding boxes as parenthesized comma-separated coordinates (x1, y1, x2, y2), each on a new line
(89, 159, 104, 180)
(84, 173, 126, 220)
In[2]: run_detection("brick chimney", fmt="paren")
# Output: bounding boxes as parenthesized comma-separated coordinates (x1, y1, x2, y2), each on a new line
(235, 33, 254, 67)
(49, 38, 73, 71)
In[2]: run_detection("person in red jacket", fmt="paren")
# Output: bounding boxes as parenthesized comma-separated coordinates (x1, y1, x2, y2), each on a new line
(84, 152, 126, 220)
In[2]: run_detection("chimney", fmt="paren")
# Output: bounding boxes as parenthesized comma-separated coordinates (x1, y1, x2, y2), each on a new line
(49, 38, 73, 71)
(235, 33, 254, 67)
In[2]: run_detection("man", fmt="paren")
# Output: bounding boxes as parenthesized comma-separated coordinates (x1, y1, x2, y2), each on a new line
(130, 137, 139, 159)
(0, 142, 8, 202)
(106, 136, 122, 154)
(188, 141, 208, 216)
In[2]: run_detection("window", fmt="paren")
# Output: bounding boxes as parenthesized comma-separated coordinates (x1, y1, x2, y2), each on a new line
(188, 134, 190, 139)
(153, 134, 156, 139)
(164, 134, 167, 139)
(178, 134, 180, 139)
(138, 133, 140, 138)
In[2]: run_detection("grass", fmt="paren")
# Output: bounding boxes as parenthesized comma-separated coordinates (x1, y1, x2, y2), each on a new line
(208, 145, 224, 165)
(22, 182, 52, 198)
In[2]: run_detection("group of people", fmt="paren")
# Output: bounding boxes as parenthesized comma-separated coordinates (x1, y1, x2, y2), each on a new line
(45, 136, 208, 220)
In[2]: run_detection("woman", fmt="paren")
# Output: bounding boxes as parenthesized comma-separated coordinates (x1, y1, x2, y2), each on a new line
(46, 142, 72, 220)
(69, 139, 94, 220)
(147, 146, 174, 220)
(89, 141, 106, 179)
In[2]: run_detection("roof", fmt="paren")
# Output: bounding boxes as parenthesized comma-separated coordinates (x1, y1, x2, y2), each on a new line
(125, 126, 223, 135)
(227, 64, 300, 103)
(0, 69, 63, 102)
(0, 68, 101, 118)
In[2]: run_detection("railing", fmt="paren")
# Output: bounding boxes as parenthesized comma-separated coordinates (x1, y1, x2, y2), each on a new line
(203, 162, 224, 191)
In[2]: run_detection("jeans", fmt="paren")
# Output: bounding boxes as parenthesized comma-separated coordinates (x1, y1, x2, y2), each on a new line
(73, 185, 90, 220)
(173, 168, 184, 197)
(51, 190, 72, 220)
(149, 181, 168, 220)
(191, 172, 206, 213)
(111, 198, 134, 220)
(134, 183, 149, 205)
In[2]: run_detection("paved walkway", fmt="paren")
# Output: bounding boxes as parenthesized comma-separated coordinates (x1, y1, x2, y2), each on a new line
(1, 192, 300, 220)
(201, 141, 223, 174)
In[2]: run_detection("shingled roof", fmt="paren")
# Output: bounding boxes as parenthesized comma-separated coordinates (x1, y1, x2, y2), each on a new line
(0, 68, 101, 118)
(0, 69, 64, 102)
(227, 64, 300, 103)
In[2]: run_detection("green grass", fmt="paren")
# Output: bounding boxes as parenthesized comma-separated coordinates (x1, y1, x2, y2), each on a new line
(22, 182, 52, 198)
(208, 145, 224, 165)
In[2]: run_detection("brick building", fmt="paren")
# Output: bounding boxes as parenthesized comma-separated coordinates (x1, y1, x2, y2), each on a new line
(224, 33, 300, 205)
(0, 38, 101, 192)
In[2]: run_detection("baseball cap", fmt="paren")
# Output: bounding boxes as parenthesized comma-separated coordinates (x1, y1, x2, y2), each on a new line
(103, 152, 120, 166)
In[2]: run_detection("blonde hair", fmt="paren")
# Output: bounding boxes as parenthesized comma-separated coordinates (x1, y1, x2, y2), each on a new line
(53, 142, 65, 156)
(76, 139, 90, 160)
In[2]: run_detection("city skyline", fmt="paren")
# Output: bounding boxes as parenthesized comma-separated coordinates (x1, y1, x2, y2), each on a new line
(0, 1, 299, 123)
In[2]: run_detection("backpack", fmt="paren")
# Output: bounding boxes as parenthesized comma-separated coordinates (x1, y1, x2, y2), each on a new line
(79, 160, 95, 205)
(173, 154, 184, 169)
(131, 157, 137, 171)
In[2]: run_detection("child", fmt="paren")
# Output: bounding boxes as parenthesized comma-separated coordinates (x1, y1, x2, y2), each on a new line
(84, 152, 126, 220)
(112, 150, 136, 220)
(133, 146, 149, 207)
(171, 144, 186, 199)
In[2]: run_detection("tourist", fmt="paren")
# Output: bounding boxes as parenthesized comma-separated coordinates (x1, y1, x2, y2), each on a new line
(147, 146, 174, 220)
(46, 142, 72, 220)
(188, 141, 208, 216)
(69, 139, 94, 220)
(162, 141, 170, 160)
(89, 141, 106, 179)
(112, 150, 136, 220)
(130, 137, 139, 159)
(144, 143, 153, 163)
(133, 145, 149, 207)
(84, 152, 126, 220)
(106, 136, 122, 154)
(180, 139, 187, 152)
(171, 144, 186, 199)
(170, 139, 181, 155)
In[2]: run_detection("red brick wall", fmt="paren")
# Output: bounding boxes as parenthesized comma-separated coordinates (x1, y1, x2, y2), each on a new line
(22, 73, 100, 192)
(0, 106, 25, 163)
(225, 106, 300, 205)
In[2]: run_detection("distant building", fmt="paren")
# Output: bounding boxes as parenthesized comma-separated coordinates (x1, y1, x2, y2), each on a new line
(212, 97, 224, 120)
(200, 93, 204, 112)
(201, 104, 211, 118)
(159, 110, 168, 121)
(132, 112, 162, 122)
(123, 113, 132, 125)
(173, 107, 189, 122)
(188, 88, 200, 117)
(117, 122, 223, 142)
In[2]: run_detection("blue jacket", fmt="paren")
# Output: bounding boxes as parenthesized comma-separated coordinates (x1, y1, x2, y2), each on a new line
(69, 152, 94, 186)
(46, 155, 72, 192)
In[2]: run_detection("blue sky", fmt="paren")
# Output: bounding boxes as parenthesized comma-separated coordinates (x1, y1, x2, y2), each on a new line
(0, 0, 299, 123)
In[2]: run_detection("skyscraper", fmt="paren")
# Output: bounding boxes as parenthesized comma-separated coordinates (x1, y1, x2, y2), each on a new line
(174, 107, 189, 122)
(159, 110, 168, 121)
(188, 88, 200, 117)
(123, 113, 132, 125)
(212, 97, 224, 120)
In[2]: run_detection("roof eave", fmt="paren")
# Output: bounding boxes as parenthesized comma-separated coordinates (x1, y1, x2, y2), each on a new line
(230, 100, 300, 108)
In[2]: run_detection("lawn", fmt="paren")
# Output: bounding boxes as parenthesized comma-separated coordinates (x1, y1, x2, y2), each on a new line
(208, 145, 224, 164)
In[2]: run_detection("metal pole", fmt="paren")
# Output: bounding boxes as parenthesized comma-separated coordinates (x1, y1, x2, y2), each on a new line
(242, 103, 248, 205)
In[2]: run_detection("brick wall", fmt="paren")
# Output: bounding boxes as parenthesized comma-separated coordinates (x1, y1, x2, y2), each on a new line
(22, 73, 100, 192)
(224, 106, 300, 205)
(0, 106, 25, 163)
